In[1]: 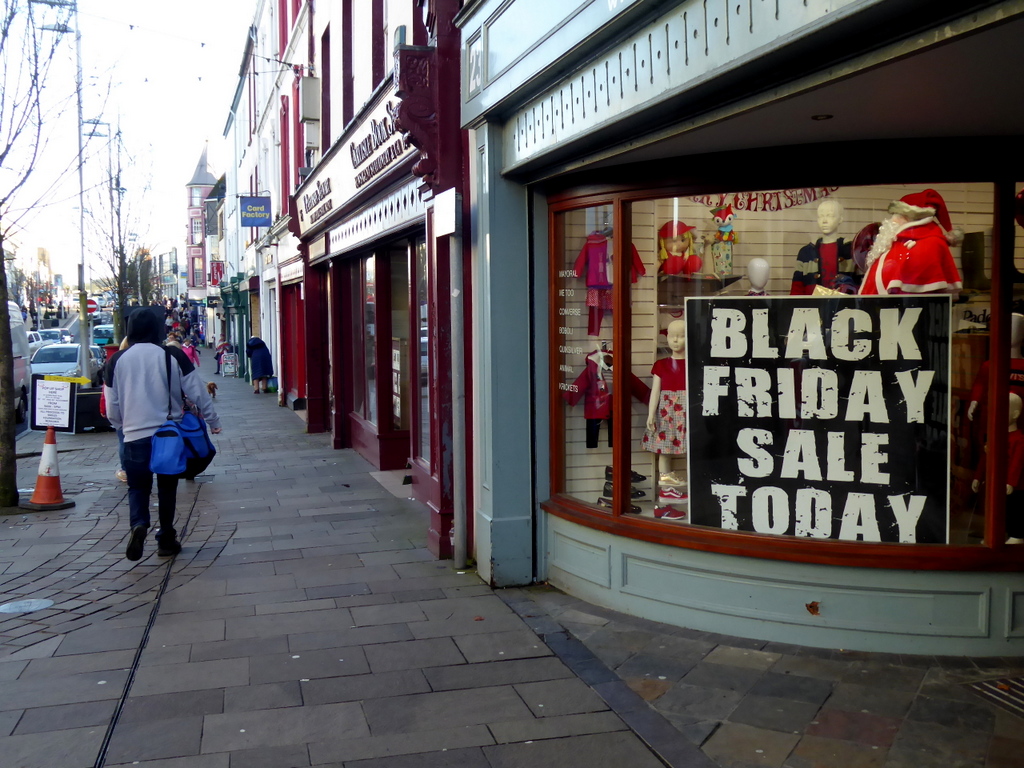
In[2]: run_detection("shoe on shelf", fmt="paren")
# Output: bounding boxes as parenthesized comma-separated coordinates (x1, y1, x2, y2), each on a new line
(658, 486, 687, 501)
(602, 482, 646, 499)
(115, 469, 127, 483)
(1007, 537, 1024, 544)
(658, 473, 684, 487)
(156, 538, 182, 557)
(596, 497, 641, 514)
(125, 525, 147, 561)
(654, 505, 687, 520)
(604, 466, 648, 483)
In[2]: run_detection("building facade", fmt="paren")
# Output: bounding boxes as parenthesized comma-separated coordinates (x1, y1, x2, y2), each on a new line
(458, 0, 1024, 654)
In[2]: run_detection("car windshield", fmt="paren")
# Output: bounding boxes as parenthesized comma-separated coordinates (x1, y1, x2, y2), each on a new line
(32, 346, 78, 364)
(39, 330, 61, 341)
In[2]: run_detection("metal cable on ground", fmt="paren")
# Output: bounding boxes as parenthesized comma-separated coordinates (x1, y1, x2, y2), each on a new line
(91, 482, 203, 768)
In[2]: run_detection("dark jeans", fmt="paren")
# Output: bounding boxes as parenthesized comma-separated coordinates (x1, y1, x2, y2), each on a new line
(122, 437, 179, 539)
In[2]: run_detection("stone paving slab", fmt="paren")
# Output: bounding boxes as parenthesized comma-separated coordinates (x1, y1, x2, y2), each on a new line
(5, 370, 1023, 768)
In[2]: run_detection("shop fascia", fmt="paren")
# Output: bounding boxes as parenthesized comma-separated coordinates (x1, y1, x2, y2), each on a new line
(292, 80, 416, 240)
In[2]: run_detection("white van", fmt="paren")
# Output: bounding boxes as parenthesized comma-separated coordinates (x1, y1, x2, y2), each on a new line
(6, 301, 31, 423)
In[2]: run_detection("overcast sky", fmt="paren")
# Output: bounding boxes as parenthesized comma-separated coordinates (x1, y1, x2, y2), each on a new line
(15, 0, 257, 283)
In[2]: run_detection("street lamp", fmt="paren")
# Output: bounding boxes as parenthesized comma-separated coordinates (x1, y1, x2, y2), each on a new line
(34, 0, 89, 380)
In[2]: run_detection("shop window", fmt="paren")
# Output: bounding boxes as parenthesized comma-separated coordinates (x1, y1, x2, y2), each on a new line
(415, 238, 431, 463)
(553, 183, 1011, 553)
(363, 254, 377, 424)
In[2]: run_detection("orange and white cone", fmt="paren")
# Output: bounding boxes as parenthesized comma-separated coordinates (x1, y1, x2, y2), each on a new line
(20, 427, 75, 511)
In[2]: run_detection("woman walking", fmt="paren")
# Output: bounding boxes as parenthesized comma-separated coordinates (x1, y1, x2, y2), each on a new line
(246, 336, 274, 394)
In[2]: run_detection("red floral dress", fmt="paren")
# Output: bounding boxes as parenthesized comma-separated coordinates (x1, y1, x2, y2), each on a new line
(642, 357, 687, 455)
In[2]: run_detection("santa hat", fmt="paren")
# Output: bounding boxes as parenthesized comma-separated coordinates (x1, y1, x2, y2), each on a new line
(888, 189, 952, 230)
(658, 221, 695, 239)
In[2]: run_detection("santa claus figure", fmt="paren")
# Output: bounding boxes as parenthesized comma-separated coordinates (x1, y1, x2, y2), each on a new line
(858, 189, 962, 297)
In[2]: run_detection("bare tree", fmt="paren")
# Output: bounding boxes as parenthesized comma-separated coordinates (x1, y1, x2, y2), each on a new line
(0, 0, 76, 507)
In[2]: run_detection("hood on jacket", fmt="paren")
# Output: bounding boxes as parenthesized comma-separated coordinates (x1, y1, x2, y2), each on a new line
(126, 307, 164, 344)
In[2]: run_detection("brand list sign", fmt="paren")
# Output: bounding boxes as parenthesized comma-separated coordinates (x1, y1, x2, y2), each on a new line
(686, 296, 950, 544)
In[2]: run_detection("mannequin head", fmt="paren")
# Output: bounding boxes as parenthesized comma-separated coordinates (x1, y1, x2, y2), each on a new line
(817, 199, 844, 242)
(1010, 393, 1022, 431)
(665, 319, 686, 357)
(1013, 314, 1024, 359)
(747, 258, 770, 291)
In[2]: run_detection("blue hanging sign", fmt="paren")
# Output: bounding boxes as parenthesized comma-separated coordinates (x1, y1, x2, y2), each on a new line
(240, 196, 272, 227)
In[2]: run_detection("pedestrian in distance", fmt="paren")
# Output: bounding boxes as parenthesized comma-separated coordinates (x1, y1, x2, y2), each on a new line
(182, 336, 201, 367)
(246, 336, 274, 394)
(214, 335, 231, 374)
(104, 310, 222, 561)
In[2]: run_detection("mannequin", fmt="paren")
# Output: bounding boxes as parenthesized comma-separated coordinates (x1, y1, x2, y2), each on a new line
(968, 314, 1024, 422)
(858, 189, 962, 297)
(643, 320, 687, 518)
(971, 393, 1024, 544)
(746, 258, 770, 296)
(790, 199, 855, 295)
(658, 221, 702, 276)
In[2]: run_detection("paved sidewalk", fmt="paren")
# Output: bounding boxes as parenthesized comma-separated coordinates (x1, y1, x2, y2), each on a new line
(1, 368, 1022, 768)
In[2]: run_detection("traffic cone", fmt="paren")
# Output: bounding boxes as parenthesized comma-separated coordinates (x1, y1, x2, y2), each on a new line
(20, 427, 75, 511)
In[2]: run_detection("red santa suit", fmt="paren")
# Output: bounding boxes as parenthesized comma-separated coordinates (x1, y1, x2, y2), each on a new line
(858, 219, 962, 296)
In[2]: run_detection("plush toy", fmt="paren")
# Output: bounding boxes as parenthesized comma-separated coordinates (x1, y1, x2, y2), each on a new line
(657, 221, 703, 276)
(707, 205, 737, 275)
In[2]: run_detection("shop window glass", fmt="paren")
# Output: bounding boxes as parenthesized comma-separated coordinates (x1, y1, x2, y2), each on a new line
(555, 203, 651, 506)
(363, 254, 377, 424)
(558, 184, 998, 546)
(416, 239, 431, 462)
(389, 246, 410, 431)
(351, 261, 366, 418)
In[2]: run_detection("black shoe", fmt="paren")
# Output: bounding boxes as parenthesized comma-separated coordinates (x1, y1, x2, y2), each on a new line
(126, 526, 147, 561)
(156, 538, 182, 557)
(602, 482, 645, 499)
(604, 466, 648, 483)
(596, 497, 641, 514)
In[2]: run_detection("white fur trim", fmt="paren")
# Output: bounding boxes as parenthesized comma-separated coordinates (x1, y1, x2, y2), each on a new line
(888, 200, 936, 220)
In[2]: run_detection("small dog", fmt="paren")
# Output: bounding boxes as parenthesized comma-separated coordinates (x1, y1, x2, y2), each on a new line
(206, 381, 218, 399)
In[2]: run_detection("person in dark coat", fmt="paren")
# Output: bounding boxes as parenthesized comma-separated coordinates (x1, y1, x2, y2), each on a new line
(246, 336, 274, 394)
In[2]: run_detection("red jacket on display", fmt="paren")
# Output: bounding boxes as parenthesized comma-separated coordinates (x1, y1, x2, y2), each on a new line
(563, 352, 651, 419)
(573, 233, 646, 289)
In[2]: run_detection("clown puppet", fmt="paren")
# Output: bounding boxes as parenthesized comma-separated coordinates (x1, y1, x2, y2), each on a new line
(706, 204, 737, 275)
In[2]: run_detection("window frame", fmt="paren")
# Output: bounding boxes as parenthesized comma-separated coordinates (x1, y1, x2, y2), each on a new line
(545, 162, 1021, 572)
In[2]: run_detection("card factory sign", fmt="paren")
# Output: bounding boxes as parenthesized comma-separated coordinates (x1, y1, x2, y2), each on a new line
(686, 296, 950, 544)
(294, 81, 415, 238)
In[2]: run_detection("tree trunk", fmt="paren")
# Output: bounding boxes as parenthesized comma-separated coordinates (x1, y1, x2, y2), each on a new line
(0, 231, 20, 507)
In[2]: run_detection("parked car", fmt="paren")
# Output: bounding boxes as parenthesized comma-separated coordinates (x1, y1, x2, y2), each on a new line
(26, 330, 49, 356)
(59, 328, 74, 343)
(92, 324, 115, 346)
(30, 343, 83, 378)
(38, 328, 64, 346)
(6, 301, 31, 423)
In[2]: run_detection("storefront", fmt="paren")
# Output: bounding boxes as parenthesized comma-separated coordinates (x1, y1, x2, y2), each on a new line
(292, 76, 454, 554)
(459, 0, 1024, 653)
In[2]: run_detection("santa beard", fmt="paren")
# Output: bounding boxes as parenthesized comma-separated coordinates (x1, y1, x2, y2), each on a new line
(864, 216, 901, 270)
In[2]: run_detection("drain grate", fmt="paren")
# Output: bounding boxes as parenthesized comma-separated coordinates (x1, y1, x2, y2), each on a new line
(966, 677, 1024, 719)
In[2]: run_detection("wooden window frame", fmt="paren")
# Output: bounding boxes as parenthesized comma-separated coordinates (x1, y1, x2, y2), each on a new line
(545, 167, 1021, 573)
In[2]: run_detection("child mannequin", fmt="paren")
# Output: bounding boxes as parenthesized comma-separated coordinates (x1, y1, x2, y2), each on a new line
(971, 392, 1024, 543)
(643, 319, 687, 517)
(967, 313, 1024, 422)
